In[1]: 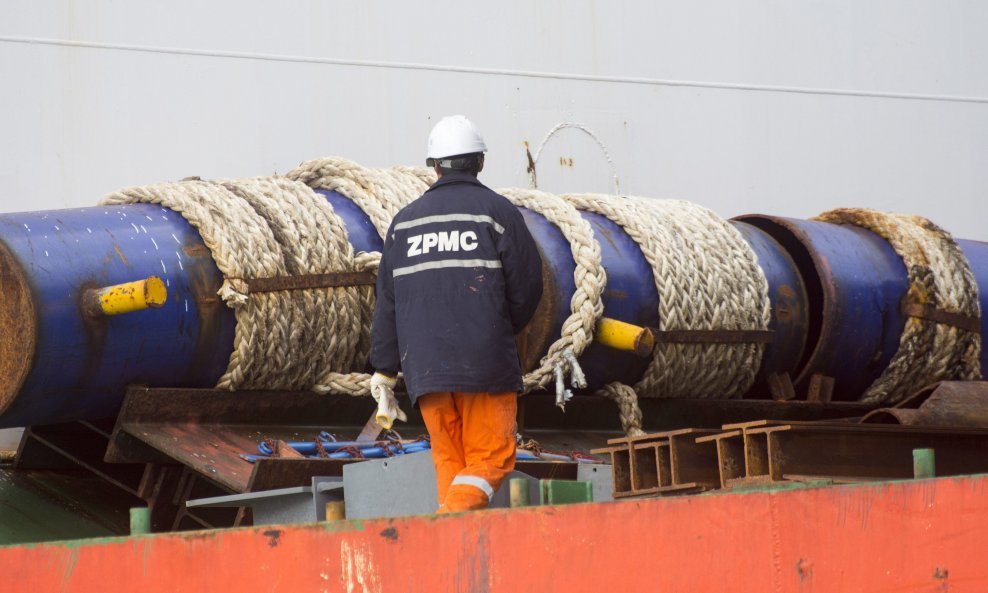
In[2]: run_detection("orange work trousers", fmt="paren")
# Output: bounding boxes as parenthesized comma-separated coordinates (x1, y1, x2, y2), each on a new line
(418, 391, 517, 513)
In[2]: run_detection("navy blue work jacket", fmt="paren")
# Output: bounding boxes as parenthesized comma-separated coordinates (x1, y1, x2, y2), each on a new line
(370, 172, 544, 404)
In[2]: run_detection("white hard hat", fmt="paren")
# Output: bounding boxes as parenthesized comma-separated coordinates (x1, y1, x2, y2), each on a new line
(427, 115, 487, 160)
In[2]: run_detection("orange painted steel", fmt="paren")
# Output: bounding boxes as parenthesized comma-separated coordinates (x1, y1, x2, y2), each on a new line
(3, 475, 987, 592)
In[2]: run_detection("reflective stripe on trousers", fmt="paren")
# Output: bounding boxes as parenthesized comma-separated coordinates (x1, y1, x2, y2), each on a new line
(450, 474, 495, 500)
(418, 391, 517, 513)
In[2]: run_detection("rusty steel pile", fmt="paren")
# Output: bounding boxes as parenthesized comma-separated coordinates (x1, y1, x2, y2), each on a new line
(0, 161, 985, 430)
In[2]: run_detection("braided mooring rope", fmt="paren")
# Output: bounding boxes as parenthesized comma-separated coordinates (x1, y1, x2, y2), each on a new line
(101, 162, 982, 435)
(561, 194, 771, 435)
(497, 188, 605, 401)
(814, 208, 982, 403)
(102, 160, 768, 437)
(218, 176, 365, 390)
(287, 156, 429, 238)
(286, 157, 434, 396)
(102, 178, 361, 390)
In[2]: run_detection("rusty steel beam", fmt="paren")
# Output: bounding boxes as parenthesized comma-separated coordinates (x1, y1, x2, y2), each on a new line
(701, 422, 988, 487)
(243, 271, 377, 293)
(595, 428, 720, 498)
(754, 424, 988, 483)
(698, 430, 744, 488)
(701, 419, 988, 488)
(806, 374, 835, 403)
(109, 387, 403, 493)
(767, 372, 796, 401)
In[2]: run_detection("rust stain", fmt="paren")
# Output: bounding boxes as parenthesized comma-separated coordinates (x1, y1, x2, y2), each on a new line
(77, 280, 109, 387)
(180, 238, 229, 383)
(797, 558, 814, 586)
(776, 284, 796, 323)
(558, 157, 574, 167)
(113, 244, 129, 266)
(262, 529, 282, 548)
(183, 244, 209, 258)
(524, 141, 537, 187)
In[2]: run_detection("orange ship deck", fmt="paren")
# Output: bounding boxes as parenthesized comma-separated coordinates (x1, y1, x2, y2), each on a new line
(3, 473, 986, 592)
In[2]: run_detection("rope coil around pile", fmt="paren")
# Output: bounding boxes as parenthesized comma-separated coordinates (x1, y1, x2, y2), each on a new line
(814, 208, 982, 404)
(103, 160, 429, 394)
(103, 179, 326, 390)
(216, 176, 365, 390)
(102, 158, 767, 436)
(287, 157, 434, 395)
(562, 194, 772, 435)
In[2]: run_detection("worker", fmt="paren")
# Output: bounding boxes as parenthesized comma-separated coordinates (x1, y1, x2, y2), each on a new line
(369, 115, 544, 513)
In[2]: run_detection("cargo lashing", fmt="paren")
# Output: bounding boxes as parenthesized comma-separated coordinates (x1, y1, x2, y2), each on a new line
(1, 156, 980, 532)
(5, 159, 987, 431)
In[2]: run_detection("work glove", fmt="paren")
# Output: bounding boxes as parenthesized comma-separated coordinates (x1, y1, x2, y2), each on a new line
(369, 372, 407, 429)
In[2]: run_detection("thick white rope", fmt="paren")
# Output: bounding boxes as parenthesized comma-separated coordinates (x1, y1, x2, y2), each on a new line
(111, 162, 984, 436)
(287, 157, 434, 396)
(217, 176, 365, 390)
(631, 197, 771, 398)
(104, 180, 296, 389)
(562, 194, 771, 434)
(814, 208, 982, 403)
(597, 383, 646, 437)
(103, 159, 428, 394)
(287, 157, 429, 238)
(497, 188, 605, 406)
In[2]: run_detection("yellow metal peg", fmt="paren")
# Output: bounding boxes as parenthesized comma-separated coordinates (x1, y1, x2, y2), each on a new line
(85, 276, 168, 317)
(594, 317, 655, 358)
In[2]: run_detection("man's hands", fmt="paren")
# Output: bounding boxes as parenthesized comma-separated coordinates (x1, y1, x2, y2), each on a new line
(370, 372, 407, 429)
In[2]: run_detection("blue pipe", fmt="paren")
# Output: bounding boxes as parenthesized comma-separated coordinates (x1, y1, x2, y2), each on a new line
(0, 205, 235, 426)
(517, 208, 661, 391)
(0, 191, 386, 428)
(253, 439, 431, 459)
(319, 190, 383, 254)
(0, 188, 983, 426)
(520, 210, 812, 394)
(735, 215, 912, 400)
(956, 239, 988, 372)
(731, 221, 809, 395)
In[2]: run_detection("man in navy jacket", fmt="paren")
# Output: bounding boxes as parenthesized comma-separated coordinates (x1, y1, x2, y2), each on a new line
(370, 115, 544, 512)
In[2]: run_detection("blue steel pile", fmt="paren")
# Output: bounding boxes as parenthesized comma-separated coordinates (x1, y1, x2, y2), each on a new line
(0, 158, 984, 429)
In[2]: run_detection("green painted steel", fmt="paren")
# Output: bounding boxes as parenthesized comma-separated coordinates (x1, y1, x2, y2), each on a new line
(539, 480, 593, 505)
(129, 508, 151, 535)
(913, 448, 937, 479)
